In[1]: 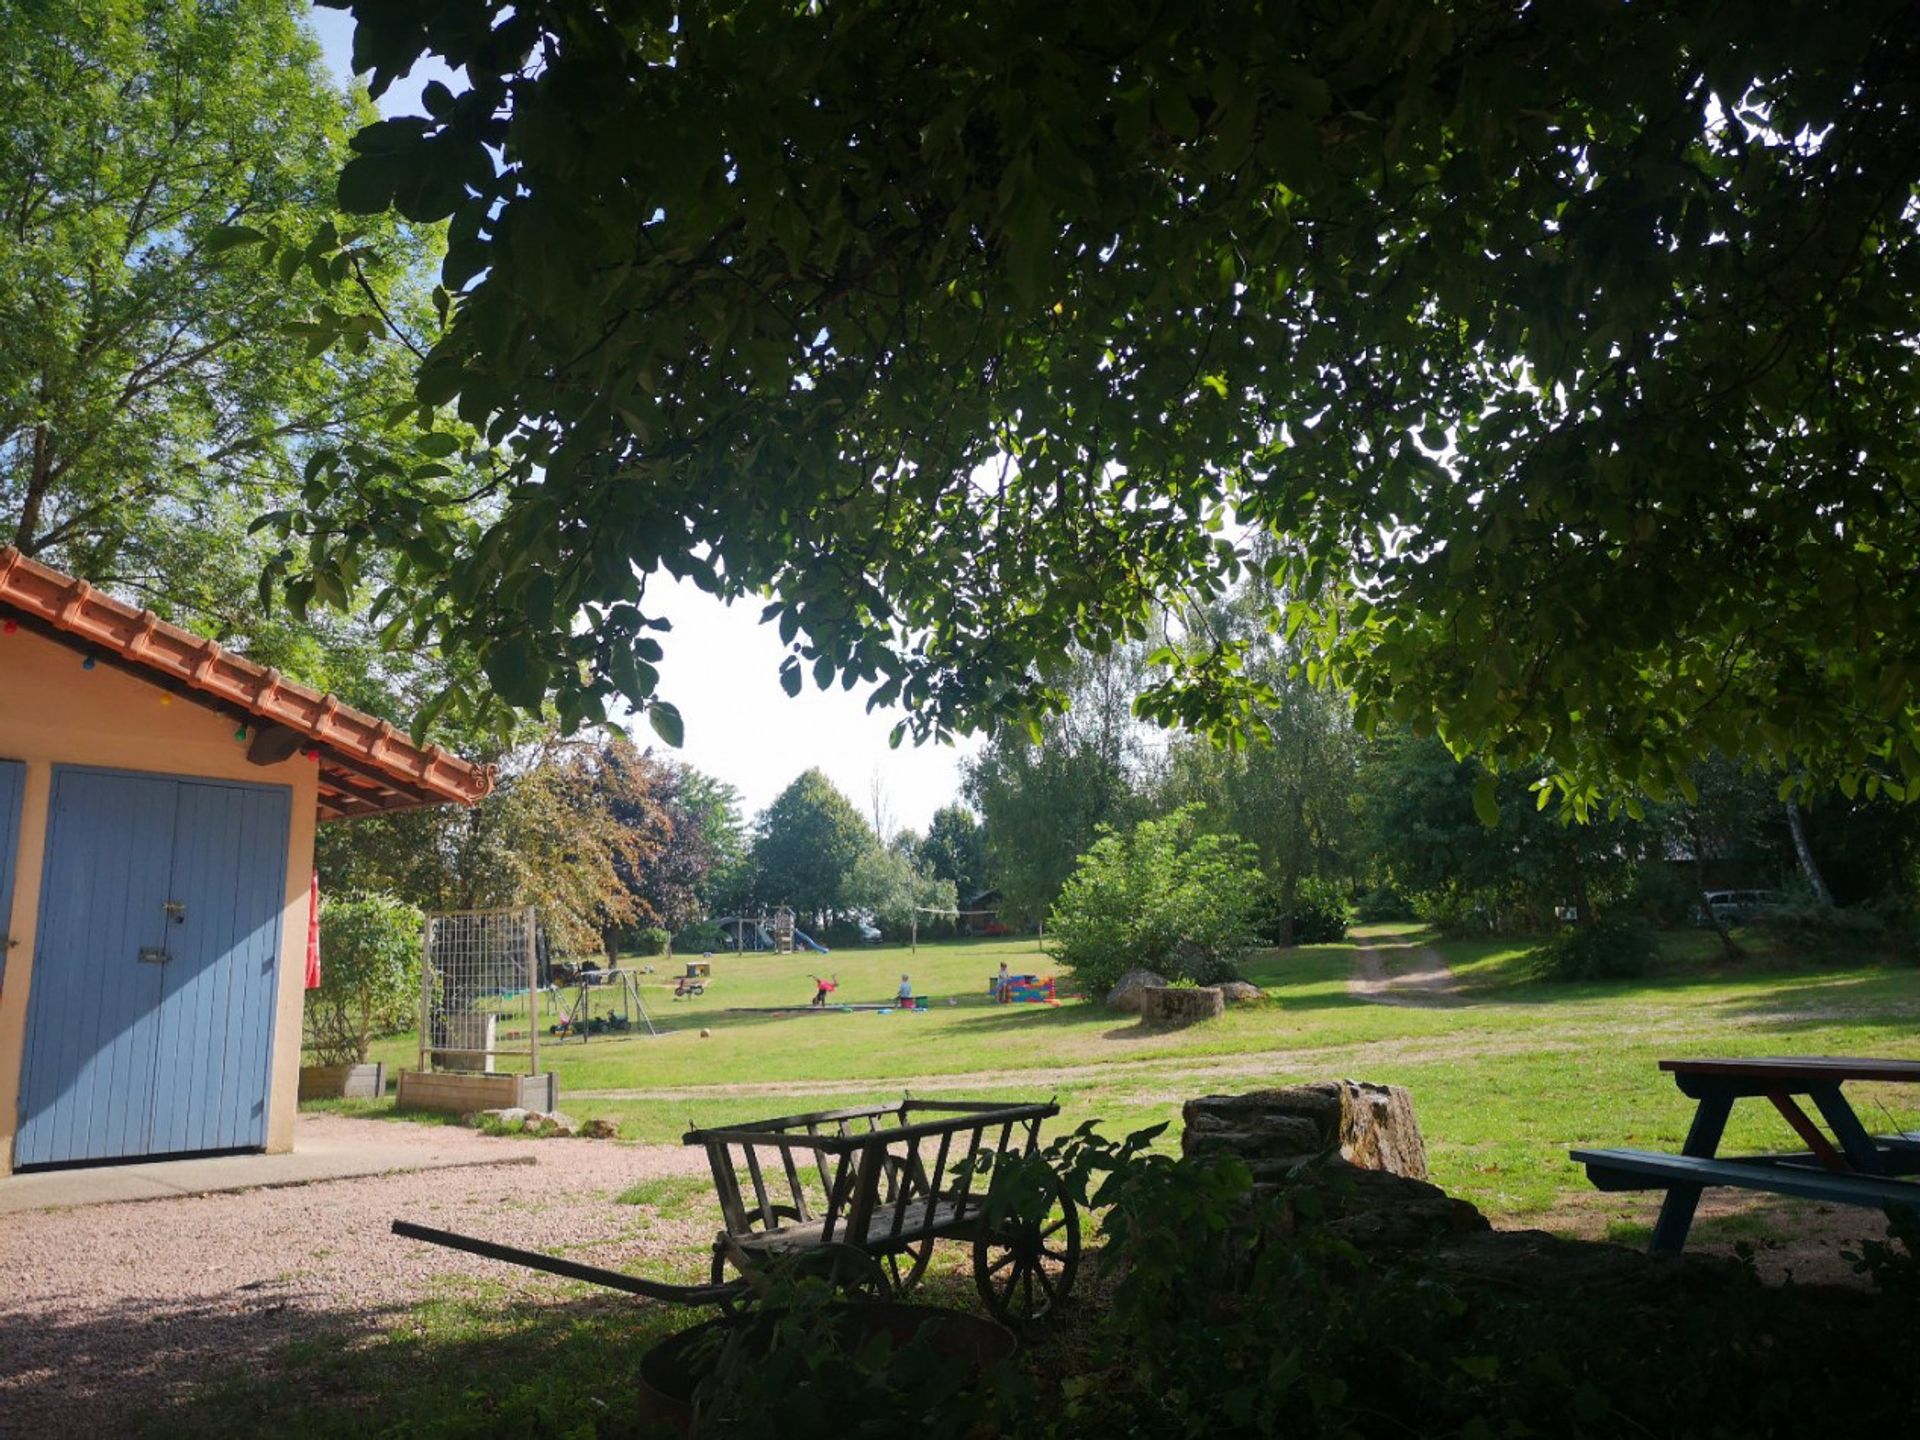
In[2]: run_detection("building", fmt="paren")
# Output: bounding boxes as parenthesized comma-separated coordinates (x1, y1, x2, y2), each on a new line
(0, 548, 491, 1174)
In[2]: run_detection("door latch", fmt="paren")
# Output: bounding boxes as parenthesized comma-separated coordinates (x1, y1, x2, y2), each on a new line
(163, 900, 186, 923)
(138, 947, 171, 964)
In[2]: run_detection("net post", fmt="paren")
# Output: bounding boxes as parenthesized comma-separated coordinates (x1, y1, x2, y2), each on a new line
(418, 914, 435, 1074)
(524, 906, 539, 1079)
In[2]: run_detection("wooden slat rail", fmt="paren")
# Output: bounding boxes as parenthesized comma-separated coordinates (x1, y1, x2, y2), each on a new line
(1573, 1149, 1920, 1211)
(686, 1103, 1056, 1154)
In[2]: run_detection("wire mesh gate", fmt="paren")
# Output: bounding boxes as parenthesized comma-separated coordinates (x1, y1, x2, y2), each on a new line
(418, 907, 541, 1076)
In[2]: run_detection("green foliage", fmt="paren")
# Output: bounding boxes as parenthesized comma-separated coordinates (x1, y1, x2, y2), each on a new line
(627, 926, 671, 958)
(750, 769, 874, 919)
(308, 0, 1920, 804)
(844, 846, 957, 937)
(1047, 806, 1263, 994)
(1753, 895, 1889, 960)
(918, 804, 988, 898)
(1532, 919, 1659, 982)
(1264, 874, 1351, 945)
(304, 892, 422, 1065)
(1362, 732, 1646, 935)
(0, 0, 508, 745)
(964, 650, 1157, 922)
(1842, 1208, 1920, 1304)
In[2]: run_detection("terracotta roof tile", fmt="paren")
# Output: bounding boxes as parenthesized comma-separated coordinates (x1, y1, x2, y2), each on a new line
(0, 546, 494, 820)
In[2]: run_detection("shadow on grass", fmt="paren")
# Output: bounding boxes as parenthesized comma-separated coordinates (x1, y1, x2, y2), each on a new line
(115, 1289, 689, 1440)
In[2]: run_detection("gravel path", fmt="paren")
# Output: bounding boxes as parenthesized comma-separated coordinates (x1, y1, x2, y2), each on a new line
(1350, 941, 1466, 1007)
(0, 1114, 713, 1439)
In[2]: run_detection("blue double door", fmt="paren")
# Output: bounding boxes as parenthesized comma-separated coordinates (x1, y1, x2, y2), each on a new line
(14, 768, 291, 1168)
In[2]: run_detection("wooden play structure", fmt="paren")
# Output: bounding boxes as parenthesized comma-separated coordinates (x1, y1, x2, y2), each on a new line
(771, 905, 796, 953)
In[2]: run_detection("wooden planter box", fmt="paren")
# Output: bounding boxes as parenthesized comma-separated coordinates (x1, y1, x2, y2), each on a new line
(395, 1069, 558, 1117)
(1139, 984, 1226, 1028)
(298, 1061, 388, 1100)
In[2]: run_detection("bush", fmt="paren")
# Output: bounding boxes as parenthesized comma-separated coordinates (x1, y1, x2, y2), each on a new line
(1754, 898, 1887, 959)
(1353, 887, 1415, 923)
(1251, 874, 1351, 945)
(1046, 806, 1263, 995)
(1532, 917, 1658, 981)
(675, 921, 725, 953)
(627, 925, 672, 957)
(304, 891, 423, 1066)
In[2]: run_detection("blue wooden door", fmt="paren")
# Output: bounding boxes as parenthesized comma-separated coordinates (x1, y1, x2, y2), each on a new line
(148, 781, 290, 1153)
(15, 770, 178, 1166)
(0, 759, 24, 989)
(15, 770, 290, 1166)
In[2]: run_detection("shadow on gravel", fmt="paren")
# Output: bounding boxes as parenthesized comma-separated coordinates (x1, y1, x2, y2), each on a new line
(0, 1287, 688, 1440)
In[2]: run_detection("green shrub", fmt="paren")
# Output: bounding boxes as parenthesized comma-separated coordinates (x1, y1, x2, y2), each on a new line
(304, 891, 423, 1065)
(1047, 806, 1263, 995)
(675, 920, 725, 952)
(1353, 887, 1415, 923)
(1754, 898, 1887, 958)
(1291, 876, 1352, 943)
(1532, 917, 1658, 981)
(628, 925, 672, 957)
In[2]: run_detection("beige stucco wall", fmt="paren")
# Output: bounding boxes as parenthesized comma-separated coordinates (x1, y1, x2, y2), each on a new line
(0, 625, 318, 1175)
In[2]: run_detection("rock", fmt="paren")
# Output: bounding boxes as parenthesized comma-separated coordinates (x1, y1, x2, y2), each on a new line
(523, 1109, 579, 1137)
(1107, 969, 1169, 1012)
(1139, 984, 1226, 1027)
(474, 1106, 530, 1130)
(1216, 980, 1265, 1005)
(580, 1117, 620, 1140)
(1301, 1165, 1489, 1249)
(1182, 1080, 1430, 1180)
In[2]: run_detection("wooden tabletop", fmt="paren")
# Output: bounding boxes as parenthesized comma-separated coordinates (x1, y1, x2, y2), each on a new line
(1661, 1057, 1920, 1084)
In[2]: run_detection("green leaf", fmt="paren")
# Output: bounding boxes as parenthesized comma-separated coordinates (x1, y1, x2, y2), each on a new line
(1472, 776, 1500, 827)
(204, 224, 268, 255)
(646, 701, 685, 747)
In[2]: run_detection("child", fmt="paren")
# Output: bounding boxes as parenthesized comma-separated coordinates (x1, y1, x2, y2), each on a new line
(996, 961, 1011, 1002)
(810, 973, 838, 1008)
(896, 974, 914, 1010)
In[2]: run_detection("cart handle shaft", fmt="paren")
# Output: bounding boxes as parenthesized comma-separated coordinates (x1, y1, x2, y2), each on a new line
(391, 1219, 739, 1307)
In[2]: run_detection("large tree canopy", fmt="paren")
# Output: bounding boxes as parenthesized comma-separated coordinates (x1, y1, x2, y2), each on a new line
(314, 0, 1920, 800)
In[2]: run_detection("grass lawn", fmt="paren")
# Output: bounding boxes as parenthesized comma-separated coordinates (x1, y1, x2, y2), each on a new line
(327, 925, 1920, 1222)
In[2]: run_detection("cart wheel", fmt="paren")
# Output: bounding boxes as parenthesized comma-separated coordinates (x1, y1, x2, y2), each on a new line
(972, 1173, 1079, 1327)
(879, 1234, 934, 1297)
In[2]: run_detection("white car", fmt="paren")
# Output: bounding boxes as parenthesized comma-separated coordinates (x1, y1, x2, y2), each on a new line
(857, 922, 884, 944)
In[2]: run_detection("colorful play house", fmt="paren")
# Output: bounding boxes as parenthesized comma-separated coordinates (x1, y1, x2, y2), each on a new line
(0, 548, 491, 1175)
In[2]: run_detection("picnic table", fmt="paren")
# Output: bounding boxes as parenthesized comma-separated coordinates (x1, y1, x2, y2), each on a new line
(1572, 1057, 1920, 1254)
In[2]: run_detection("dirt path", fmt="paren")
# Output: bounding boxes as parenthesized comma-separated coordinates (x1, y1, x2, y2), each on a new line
(0, 1114, 711, 1440)
(1349, 940, 1466, 1007)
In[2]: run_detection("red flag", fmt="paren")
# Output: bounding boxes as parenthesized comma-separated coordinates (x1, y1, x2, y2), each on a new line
(305, 870, 322, 989)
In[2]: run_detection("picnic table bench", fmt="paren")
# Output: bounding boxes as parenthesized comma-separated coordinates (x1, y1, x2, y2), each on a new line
(1571, 1057, 1920, 1254)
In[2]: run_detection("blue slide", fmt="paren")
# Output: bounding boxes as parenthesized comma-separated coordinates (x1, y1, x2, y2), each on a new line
(794, 929, 830, 954)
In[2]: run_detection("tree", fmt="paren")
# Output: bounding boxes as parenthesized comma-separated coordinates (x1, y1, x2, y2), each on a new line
(964, 650, 1158, 922)
(308, 1, 1920, 805)
(585, 736, 725, 953)
(1358, 732, 1645, 934)
(304, 892, 422, 1066)
(1047, 807, 1264, 996)
(750, 769, 873, 922)
(844, 846, 957, 939)
(920, 805, 988, 899)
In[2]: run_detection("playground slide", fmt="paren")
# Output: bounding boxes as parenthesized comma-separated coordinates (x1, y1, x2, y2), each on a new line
(793, 929, 830, 953)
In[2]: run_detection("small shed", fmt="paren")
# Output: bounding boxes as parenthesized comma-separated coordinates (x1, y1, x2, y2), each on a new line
(0, 548, 492, 1173)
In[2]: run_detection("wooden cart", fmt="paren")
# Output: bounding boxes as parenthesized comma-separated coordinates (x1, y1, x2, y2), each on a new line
(689, 1097, 1080, 1326)
(390, 1096, 1079, 1328)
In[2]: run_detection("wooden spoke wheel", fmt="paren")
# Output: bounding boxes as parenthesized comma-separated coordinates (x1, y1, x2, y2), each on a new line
(873, 1152, 936, 1296)
(972, 1174, 1079, 1327)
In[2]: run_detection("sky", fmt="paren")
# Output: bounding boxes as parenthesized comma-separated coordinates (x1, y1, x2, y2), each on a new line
(306, 9, 981, 833)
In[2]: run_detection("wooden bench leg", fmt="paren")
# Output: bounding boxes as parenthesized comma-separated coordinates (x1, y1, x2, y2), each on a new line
(1650, 1094, 1732, 1255)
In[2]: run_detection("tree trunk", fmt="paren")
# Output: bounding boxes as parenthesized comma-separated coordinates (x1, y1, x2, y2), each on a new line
(356, 993, 372, 1065)
(1784, 799, 1833, 906)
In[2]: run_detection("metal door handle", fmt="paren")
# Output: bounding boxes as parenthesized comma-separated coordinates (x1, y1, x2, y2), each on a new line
(138, 947, 171, 964)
